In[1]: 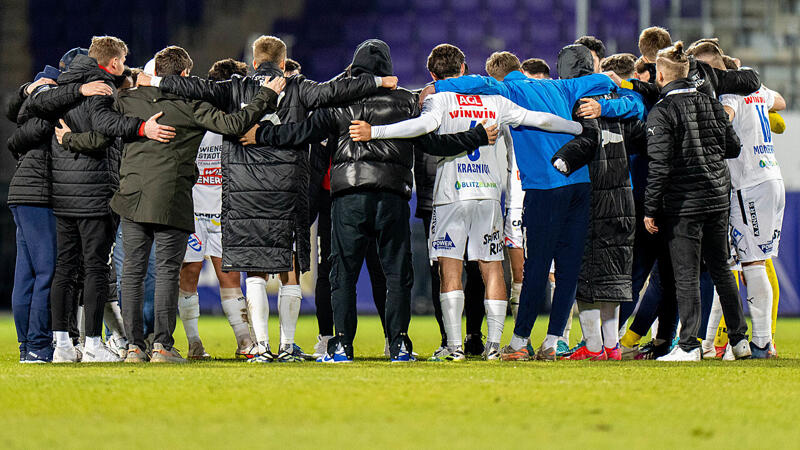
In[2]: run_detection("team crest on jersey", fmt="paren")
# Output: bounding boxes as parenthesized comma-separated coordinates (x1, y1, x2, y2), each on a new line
(188, 234, 203, 252)
(456, 94, 483, 107)
(432, 233, 456, 250)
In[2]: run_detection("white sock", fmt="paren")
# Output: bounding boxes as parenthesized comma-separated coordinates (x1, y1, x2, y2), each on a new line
(246, 277, 269, 344)
(578, 303, 602, 353)
(561, 301, 574, 343)
(178, 290, 201, 344)
(278, 284, 302, 347)
(85, 335, 102, 352)
(77, 305, 85, 344)
(484, 299, 506, 344)
(509, 334, 528, 351)
(55, 331, 72, 348)
(600, 303, 620, 349)
(705, 288, 723, 342)
(440, 290, 465, 347)
(220, 287, 253, 348)
(542, 334, 560, 350)
(103, 301, 126, 341)
(509, 282, 522, 320)
(743, 264, 773, 348)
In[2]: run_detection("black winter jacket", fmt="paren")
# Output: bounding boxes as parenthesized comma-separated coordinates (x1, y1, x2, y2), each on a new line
(644, 79, 741, 218)
(27, 55, 143, 217)
(6, 84, 53, 206)
(553, 44, 641, 303)
(157, 63, 382, 273)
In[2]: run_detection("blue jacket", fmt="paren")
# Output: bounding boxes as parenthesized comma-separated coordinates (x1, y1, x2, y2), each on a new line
(434, 71, 619, 190)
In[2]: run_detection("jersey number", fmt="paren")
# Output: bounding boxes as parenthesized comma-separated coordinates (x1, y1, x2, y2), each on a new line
(467, 120, 481, 161)
(756, 104, 772, 143)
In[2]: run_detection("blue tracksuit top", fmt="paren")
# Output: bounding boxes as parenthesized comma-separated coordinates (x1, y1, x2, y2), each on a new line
(434, 71, 619, 190)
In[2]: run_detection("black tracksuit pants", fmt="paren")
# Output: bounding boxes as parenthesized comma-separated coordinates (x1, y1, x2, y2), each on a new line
(662, 210, 747, 351)
(329, 191, 413, 358)
(50, 215, 116, 337)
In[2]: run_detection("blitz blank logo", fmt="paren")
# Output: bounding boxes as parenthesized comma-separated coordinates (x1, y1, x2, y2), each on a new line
(456, 94, 483, 107)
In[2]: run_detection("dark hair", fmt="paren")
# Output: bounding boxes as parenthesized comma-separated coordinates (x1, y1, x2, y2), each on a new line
(427, 44, 465, 79)
(574, 35, 606, 59)
(155, 46, 193, 77)
(521, 58, 550, 77)
(686, 40, 725, 68)
(284, 58, 301, 74)
(634, 56, 649, 74)
(600, 53, 636, 78)
(207, 58, 248, 81)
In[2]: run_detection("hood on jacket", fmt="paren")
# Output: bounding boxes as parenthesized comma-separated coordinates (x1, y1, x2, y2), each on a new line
(57, 54, 125, 86)
(350, 39, 393, 77)
(557, 44, 594, 79)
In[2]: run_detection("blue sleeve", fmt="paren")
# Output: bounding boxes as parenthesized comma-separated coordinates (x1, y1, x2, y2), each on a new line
(597, 90, 646, 121)
(434, 75, 510, 98)
(561, 73, 617, 105)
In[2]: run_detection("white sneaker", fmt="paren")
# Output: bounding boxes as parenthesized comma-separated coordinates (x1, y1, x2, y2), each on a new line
(313, 335, 333, 358)
(107, 335, 128, 359)
(701, 340, 717, 359)
(483, 342, 500, 360)
(82, 345, 123, 363)
(723, 344, 735, 361)
(53, 345, 79, 363)
(656, 346, 701, 361)
(730, 339, 752, 360)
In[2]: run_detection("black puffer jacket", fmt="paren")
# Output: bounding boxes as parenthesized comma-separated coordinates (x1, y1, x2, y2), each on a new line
(6, 84, 52, 206)
(554, 44, 640, 303)
(644, 79, 741, 217)
(27, 55, 143, 217)
(157, 61, 381, 273)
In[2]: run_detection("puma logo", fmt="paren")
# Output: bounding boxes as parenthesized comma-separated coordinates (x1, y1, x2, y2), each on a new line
(647, 127, 656, 135)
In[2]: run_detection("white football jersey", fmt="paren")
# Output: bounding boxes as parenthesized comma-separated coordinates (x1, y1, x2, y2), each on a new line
(423, 92, 537, 206)
(192, 131, 223, 214)
(720, 88, 782, 190)
(502, 125, 524, 209)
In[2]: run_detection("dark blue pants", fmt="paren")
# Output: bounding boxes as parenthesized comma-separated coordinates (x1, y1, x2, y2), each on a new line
(10, 205, 57, 352)
(515, 183, 591, 339)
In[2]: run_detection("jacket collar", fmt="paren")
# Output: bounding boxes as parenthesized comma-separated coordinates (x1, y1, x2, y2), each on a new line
(255, 61, 284, 77)
(503, 70, 527, 82)
(659, 78, 695, 97)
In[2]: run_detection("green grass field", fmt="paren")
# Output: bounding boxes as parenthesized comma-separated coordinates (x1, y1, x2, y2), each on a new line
(2, 314, 800, 449)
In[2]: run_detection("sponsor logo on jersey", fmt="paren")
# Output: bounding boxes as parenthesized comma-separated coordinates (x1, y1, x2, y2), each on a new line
(753, 144, 775, 155)
(758, 230, 781, 255)
(748, 201, 760, 236)
(197, 167, 222, 185)
(454, 180, 498, 190)
(456, 94, 483, 107)
(448, 108, 497, 120)
(432, 233, 456, 250)
(188, 234, 203, 252)
(758, 158, 779, 168)
(744, 95, 766, 105)
(483, 229, 501, 255)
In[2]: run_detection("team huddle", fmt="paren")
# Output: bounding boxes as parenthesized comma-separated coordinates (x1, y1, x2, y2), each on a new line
(7, 25, 786, 364)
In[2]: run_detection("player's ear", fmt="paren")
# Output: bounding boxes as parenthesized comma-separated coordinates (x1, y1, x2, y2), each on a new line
(459, 63, 465, 76)
(429, 71, 437, 82)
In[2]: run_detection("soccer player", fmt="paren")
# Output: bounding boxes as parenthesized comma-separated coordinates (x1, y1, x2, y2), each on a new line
(177, 59, 254, 360)
(691, 44, 786, 358)
(138, 35, 392, 363)
(429, 50, 625, 361)
(350, 44, 583, 360)
(520, 58, 550, 79)
(642, 42, 749, 361)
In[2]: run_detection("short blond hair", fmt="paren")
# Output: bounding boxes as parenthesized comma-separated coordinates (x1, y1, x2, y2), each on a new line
(485, 51, 521, 80)
(88, 36, 128, 66)
(656, 41, 690, 81)
(686, 40, 725, 69)
(639, 26, 672, 62)
(253, 35, 287, 65)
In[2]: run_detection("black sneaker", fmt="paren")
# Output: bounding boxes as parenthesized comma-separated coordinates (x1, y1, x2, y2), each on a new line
(463, 333, 485, 356)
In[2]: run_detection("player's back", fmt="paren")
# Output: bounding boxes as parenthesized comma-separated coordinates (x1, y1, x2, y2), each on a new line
(720, 88, 782, 190)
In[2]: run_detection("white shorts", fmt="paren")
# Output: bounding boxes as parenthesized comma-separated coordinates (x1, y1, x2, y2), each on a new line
(184, 213, 223, 263)
(429, 199, 504, 262)
(504, 207, 524, 249)
(730, 179, 784, 263)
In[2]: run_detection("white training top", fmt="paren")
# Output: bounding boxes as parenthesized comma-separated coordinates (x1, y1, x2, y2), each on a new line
(502, 125, 524, 209)
(371, 92, 582, 205)
(193, 131, 223, 215)
(720, 87, 782, 190)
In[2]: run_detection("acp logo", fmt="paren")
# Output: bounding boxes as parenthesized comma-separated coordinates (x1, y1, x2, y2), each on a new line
(456, 94, 483, 107)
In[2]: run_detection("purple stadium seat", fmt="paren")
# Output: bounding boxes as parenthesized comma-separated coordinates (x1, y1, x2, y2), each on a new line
(416, 17, 451, 49)
(412, 0, 446, 12)
(487, 0, 518, 14)
(449, 0, 482, 13)
(377, 0, 410, 13)
(379, 16, 414, 45)
(491, 20, 523, 49)
(521, 0, 555, 15)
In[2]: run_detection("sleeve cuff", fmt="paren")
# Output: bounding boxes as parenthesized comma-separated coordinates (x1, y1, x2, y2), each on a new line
(374, 76, 382, 87)
(138, 121, 146, 137)
(151, 76, 163, 87)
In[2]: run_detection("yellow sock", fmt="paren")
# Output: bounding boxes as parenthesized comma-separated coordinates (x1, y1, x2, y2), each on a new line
(620, 330, 641, 348)
(714, 270, 740, 347)
(766, 259, 780, 340)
